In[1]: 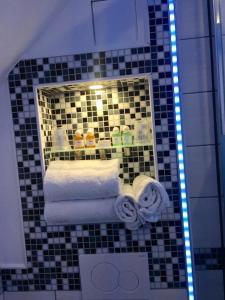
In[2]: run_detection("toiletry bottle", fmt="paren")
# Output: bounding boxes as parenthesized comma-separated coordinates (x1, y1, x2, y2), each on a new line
(52, 125, 71, 150)
(122, 125, 133, 145)
(134, 119, 150, 144)
(85, 128, 96, 148)
(111, 127, 122, 146)
(74, 130, 84, 149)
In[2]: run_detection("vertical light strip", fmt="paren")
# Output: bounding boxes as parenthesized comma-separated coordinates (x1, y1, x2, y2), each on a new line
(168, 1, 195, 300)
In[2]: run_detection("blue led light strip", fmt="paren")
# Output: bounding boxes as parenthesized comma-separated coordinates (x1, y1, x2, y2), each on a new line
(168, 1, 195, 299)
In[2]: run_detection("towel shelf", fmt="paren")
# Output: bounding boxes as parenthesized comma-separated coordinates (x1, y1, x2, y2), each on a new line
(43, 142, 155, 185)
(44, 142, 153, 155)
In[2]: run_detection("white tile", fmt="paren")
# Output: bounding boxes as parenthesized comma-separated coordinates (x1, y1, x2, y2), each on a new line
(196, 270, 224, 300)
(190, 197, 221, 247)
(149, 289, 188, 300)
(185, 146, 218, 197)
(176, 0, 209, 39)
(178, 38, 212, 93)
(182, 92, 215, 146)
(56, 291, 82, 300)
(4, 291, 55, 300)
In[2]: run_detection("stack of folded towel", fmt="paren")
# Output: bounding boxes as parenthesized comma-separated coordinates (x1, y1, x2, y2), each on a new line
(44, 159, 121, 225)
(44, 159, 170, 230)
(114, 175, 170, 230)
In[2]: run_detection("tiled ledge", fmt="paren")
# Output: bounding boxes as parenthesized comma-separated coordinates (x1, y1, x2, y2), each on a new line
(2, 289, 188, 300)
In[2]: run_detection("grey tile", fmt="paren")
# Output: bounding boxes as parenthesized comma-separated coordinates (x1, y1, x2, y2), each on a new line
(50, 289, 188, 300)
(190, 197, 221, 247)
(195, 270, 224, 300)
(185, 146, 218, 197)
(221, 1, 225, 35)
(149, 289, 188, 300)
(56, 291, 82, 300)
(4, 291, 55, 300)
(181, 92, 215, 146)
(176, 0, 209, 39)
(178, 38, 212, 93)
(222, 35, 225, 60)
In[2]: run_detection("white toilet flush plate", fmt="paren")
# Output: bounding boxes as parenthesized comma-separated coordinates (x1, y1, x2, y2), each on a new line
(79, 252, 150, 300)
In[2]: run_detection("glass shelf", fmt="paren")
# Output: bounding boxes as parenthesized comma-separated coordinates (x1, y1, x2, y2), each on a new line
(45, 142, 153, 155)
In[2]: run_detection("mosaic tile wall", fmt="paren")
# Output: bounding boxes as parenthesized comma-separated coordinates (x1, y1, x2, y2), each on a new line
(37, 78, 155, 184)
(0, 272, 2, 295)
(41, 78, 152, 145)
(37, 90, 53, 156)
(3, 0, 187, 292)
(194, 248, 225, 271)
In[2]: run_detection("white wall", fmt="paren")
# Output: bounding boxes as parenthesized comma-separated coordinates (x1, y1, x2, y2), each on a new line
(176, 1, 223, 299)
(0, 0, 65, 79)
(0, 0, 68, 267)
(23, 0, 149, 59)
(0, 0, 150, 267)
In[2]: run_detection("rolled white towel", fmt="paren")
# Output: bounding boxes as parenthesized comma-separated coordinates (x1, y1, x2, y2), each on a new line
(44, 198, 120, 225)
(132, 175, 170, 222)
(126, 220, 151, 230)
(44, 159, 121, 201)
(138, 210, 161, 223)
(125, 218, 144, 230)
(114, 185, 144, 228)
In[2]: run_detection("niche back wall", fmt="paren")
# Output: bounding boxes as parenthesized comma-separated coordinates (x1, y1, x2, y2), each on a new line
(38, 77, 155, 184)
(3, 0, 186, 294)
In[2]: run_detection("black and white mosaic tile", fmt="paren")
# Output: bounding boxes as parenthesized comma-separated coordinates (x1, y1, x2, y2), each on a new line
(0, 272, 2, 295)
(37, 77, 155, 184)
(2, 0, 186, 292)
(194, 248, 225, 271)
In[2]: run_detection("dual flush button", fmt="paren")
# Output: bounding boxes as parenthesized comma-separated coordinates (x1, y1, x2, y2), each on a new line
(91, 262, 139, 292)
(79, 253, 150, 300)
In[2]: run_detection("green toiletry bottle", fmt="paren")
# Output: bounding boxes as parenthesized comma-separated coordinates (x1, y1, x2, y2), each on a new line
(111, 127, 122, 146)
(122, 125, 133, 145)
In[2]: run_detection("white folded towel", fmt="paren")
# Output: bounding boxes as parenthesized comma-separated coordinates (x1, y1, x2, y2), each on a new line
(44, 198, 120, 225)
(114, 185, 144, 229)
(132, 175, 170, 222)
(44, 159, 121, 201)
(48, 159, 120, 170)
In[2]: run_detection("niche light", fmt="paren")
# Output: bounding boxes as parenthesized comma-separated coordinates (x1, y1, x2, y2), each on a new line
(168, 1, 195, 300)
(89, 84, 103, 90)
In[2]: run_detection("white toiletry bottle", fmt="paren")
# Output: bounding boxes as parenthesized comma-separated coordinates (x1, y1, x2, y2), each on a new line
(111, 127, 122, 146)
(52, 125, 71, 150)
(134, 119, 150, 144)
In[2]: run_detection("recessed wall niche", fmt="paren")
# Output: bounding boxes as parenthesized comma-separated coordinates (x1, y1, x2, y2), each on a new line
(35, 75, 156, 184)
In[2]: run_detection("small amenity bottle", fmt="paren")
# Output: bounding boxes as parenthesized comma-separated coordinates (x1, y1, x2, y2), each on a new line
(52, 125, 71, 150)
(74, 130, 84, 149)
(122, 125, 133, 145)
(85, 128, 96, 148)
(111, 127, 122, 146)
